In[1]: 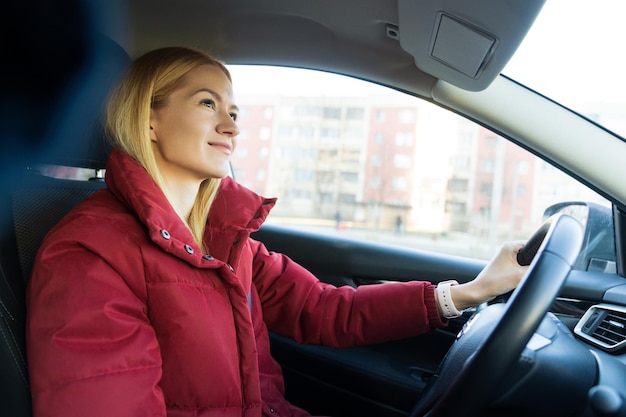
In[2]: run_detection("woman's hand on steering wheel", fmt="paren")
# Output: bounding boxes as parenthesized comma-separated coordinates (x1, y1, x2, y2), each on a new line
(412, 213, 584, 417)
(450, 241, 528, 311)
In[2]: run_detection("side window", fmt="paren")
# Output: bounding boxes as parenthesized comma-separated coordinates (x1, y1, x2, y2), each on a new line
(230, 66, 608, 260)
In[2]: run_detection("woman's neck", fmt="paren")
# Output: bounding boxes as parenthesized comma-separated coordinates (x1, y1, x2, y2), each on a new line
(162, 179, 201, 227)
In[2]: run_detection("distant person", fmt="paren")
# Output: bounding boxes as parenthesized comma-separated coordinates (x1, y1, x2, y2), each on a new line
(27, 46, 528, 417)
(395, 215, 404, 234)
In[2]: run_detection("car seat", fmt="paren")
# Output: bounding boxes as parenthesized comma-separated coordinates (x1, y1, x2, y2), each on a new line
(0, 35, 129, 416)
(0, 150, 110, 417)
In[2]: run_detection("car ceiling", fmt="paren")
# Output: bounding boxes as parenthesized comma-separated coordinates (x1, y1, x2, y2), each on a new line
(110, 0, 545, 96)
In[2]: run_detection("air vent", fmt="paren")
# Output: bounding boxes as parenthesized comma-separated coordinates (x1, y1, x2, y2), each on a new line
(575, 305, 626, 352)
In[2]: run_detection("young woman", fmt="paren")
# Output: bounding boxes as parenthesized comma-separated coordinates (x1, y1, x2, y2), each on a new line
(26, 46, 527, 417)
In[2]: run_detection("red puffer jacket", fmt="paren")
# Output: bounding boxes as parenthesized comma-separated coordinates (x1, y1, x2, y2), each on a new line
(26, 149, 445, 417)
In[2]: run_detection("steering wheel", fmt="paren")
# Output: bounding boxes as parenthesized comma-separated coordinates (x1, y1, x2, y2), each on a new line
(410, 213, 584, 417)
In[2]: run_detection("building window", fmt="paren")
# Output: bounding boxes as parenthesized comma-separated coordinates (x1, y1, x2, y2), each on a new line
(346, 107, 365, 120)
(322, 107, 341, 119)
(448, 178, 468, 192)
(321, 127, 340, 138)
(398, 109, 415, 123)
(339, 193, 356, 203)
(485, 136, 498, 147)
(345, 127, 364, 139)
(294, 169, 314, 181)
(394, 154, 411, 169)
(454, 156, 470, 170)
(259, 127, 271, 140)
(238, 128, 249, 140)
(395, 132, 413, 146)
(482, 159, 495, 172)
(235, 148, 248, 158)
(295, 106, 322, 117)
(392, 177, 408, 190)
(340, 172, 358, 183)
(300, 126, 316, 138)
(517, 161, 529, 174)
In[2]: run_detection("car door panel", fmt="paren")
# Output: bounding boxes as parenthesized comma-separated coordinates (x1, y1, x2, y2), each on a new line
(253, 224, 486, 286)
(272, 332, 455, 417)
(252, 224, 483, 416)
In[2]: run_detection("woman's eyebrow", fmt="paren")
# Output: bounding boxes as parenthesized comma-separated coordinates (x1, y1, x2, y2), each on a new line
(195, 88, 239, 112)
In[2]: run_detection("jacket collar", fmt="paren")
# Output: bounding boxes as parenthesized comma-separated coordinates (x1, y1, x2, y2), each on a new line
(104, 148, 276, 264)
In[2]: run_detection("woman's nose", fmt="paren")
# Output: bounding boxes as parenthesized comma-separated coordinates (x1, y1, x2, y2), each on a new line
(218, 113, 239, 137)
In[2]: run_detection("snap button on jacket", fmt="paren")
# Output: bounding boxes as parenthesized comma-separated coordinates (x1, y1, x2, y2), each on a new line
(26, 149, 444, 417)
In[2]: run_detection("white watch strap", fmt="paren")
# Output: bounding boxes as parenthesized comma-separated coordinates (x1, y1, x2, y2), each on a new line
(436, 280, 462, 319)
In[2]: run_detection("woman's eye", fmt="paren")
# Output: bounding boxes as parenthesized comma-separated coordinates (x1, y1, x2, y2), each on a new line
(230, 113, 238, 121)
(201, 99, 215, 109)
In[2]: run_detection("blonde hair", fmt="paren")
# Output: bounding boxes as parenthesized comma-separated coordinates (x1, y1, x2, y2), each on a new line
(105, 46, 232, 253)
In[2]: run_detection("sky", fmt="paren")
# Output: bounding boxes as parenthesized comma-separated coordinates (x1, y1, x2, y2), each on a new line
(229, 66, 391, 98)
(503, 0, 626, 108)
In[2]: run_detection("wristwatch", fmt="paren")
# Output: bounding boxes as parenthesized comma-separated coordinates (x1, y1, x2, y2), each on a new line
(436, 280, 462, 319)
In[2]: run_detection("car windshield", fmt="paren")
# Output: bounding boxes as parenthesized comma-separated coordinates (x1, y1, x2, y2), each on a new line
(503, 0, 626, 139)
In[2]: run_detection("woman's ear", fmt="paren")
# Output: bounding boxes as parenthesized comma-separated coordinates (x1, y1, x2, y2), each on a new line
(149, 108, 158, 142)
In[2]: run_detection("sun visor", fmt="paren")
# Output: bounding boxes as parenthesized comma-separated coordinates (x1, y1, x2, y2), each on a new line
(398, 0, 545, 91)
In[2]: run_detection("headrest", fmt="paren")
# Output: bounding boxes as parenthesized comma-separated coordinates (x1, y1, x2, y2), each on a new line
(35, 34, 130, 171)
(46, 121, 114, 171)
